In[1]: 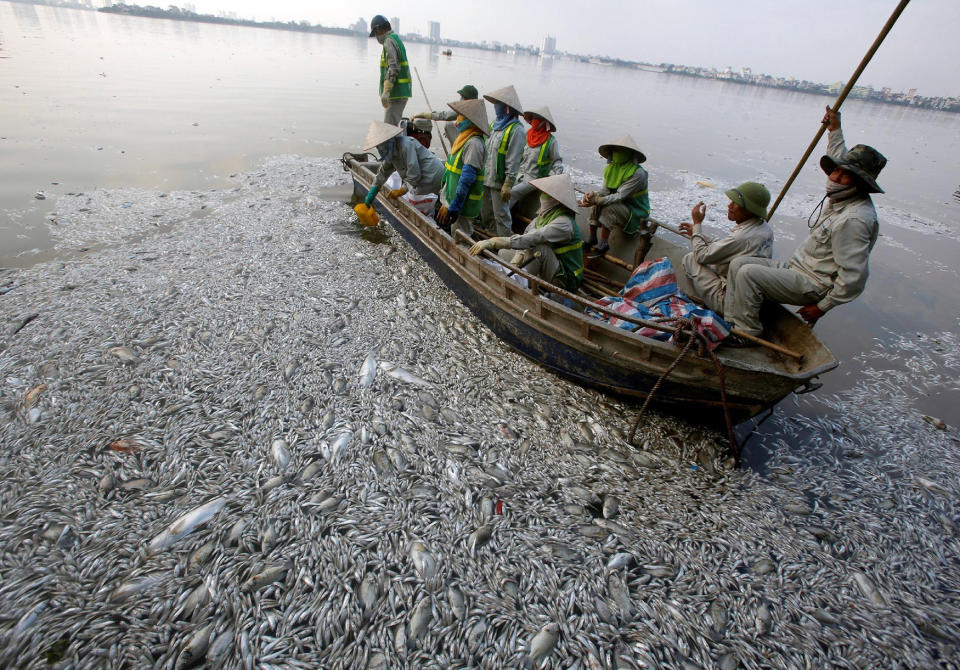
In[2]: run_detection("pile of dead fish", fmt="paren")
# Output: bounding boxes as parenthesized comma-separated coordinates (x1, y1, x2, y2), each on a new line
(0, 157, 957, 669)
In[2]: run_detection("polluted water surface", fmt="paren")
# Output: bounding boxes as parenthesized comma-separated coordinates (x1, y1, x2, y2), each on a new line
(0, 156, 958, 669)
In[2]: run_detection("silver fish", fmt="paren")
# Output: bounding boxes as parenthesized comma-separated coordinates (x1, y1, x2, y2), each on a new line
(358, 352, 378, 387)
(175, 623, 213, 669)
(378, 361, 431, 386)
(526, 622, 559, 668)
(270, 439, 291, 469)
(148, 497, 227, 554)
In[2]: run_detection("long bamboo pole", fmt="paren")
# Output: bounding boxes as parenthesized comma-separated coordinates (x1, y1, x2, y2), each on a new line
(413, 67, 450, 159)
(766, 0, 911, 222)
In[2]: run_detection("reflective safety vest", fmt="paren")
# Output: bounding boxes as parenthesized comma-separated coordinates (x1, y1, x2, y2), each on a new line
(535, 135, 555, 178)
(490, 120, 520, 183)
(442, 141, 485, 219)
(622, 185, 651, 235)
(536, 207, 583, 290)
(379, 34, 412, 99)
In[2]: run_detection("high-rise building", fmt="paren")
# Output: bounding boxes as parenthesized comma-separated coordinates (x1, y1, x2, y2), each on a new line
(391, 17, 399, 34)
(428, 21, 441, 43)
(352, 17, 367, 34)
(540, 35, 556, 55)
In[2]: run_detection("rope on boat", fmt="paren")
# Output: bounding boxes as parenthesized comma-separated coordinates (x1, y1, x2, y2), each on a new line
(628, 317, 740, 466)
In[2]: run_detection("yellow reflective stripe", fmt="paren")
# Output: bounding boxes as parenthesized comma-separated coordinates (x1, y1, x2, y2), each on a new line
(399, 61, 408, 65)
(629, 189, 649, 199)
(536, 137, 551, 165)
(467, 193, 482, 200)
(497, 122, 517, 156)
(553, 241, 582, 255)
(573, 267, 584, 276)
(396, 78, 411, 83)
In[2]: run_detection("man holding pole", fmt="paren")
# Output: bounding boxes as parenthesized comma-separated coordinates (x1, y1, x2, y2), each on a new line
(370, 15, 411, 125)
(723, 108, 886, 342)
(412, 84, 479, 146)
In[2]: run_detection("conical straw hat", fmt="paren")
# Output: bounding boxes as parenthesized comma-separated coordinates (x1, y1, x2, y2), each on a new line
(529, 174, 580, 212)
(363, 121, 403, 151)
(448, 99, 490, 135)
(482, 85, 523, 113)
(598, 134, 646, 163)
(522, 106, 557, 131)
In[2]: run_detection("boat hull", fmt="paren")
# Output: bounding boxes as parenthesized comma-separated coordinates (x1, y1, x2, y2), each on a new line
(346, 161, 837, 425)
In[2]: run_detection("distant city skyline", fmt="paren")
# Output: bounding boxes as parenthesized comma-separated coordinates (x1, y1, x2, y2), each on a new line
(168, 0, 958, 98)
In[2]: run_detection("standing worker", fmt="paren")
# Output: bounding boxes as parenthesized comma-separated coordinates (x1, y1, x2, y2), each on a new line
(509, 106, 563, 216)
(360, 121, 445, 208)
(436, 98, 489, 237)
(370, 15, 411, 125)
(412, 84, 479, 145)
(469, 174, 583, 292)
(581, 135, 653, 266)
(723, 108, 885, 344)
(480, 85, 525, 237)
(677, 182, 774, 314)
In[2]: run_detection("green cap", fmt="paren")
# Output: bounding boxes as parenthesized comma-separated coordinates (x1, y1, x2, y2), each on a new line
(457, 84, 478, 100)
(725, 181, 771, 220)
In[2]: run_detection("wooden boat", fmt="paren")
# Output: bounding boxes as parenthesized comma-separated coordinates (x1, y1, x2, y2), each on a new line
(343, 155, 838, 425)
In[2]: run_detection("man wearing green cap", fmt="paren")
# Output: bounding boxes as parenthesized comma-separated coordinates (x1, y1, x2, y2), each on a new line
(677, 182, 774, 314)
(370, 15, 412, 125)
(724, 108, 886, 340)
(412, 85, 478, 145)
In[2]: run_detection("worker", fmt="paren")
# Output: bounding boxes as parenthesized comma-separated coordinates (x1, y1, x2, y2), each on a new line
(436, 98, 489, 237)
(360, 121, 445, 209)
(469, 173, 583, 292)
(412, 84, 478, 145)
(404, 118, 434, 149)
(480, 85, 525, 237)
(677, 182, 774, 314)
(369, 15, 411, 125)
(508, 106, 563, 216)
(581, 135, 653, 266)
(723, 107, 886, 343)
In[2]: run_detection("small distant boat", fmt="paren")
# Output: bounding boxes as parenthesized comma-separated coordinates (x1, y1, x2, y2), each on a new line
(441, 49, 452, 56)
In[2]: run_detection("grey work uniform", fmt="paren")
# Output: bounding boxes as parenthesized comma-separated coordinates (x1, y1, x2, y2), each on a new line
(589, 166, 650, 234)
(373, 136, 445, 196)
(480, 119, 525, 237)
(509, 136, 564, 209)
(439, 135, 485, 238)
(382, 34, 407, 125)
(504, 209, 576, 284)
(429, 109, 459, 146)
(681, 217, 773, 313)
(724, 129, 879, 336)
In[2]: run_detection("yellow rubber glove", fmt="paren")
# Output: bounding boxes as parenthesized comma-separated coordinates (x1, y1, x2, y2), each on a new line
(380, 80, 394, 108)
(469, 237, 510, 256)
(411, 112, 431, 120)
(387, 186, 408, 200)
(499, 177, 514, 203)
(510, 250, 529, 266)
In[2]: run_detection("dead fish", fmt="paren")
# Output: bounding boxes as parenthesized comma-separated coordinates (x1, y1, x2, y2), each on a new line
(23, 384, 46, 409)
(447, 585, 466, 620)
(358, 352, 378, 387)
(178, 581, 211, 619)
(270, 439, 291, 469)
(915, 476, 948, 495)
(225, 519, 249, 547)
(755, 602, 772, 636)
(99, 472, 117, 494)
(852, 571, 887, 607)
(299, 460, 324, 483)
(175, 623, 213, 669)
(119, 478, 155, 491)
(710, 600, 728, 631)
(407, 597, 432, 645)
(379, 361, 431, 386)
(261, 474, 287, 492)
(578, 524, 610, 540)
(752, 558, 777, 575)
(329, 430, 352, 462)
(359, 573, 379, 616)
(282, 360, 299, 381)
(206, 627, 233, 664)
(921, 415, 947, 430)
(805, 526, 837, 543)
(241, 562, 290, 592)
(148, 497, 227, 554)
(188, 541, 216, 570)
(643, 565, 677, 579)
(525, 622, 559, 669)
(784, 502, 813, 515)
(109, 573, 165, 603)
(321, 409, 335, 430)
(410, 541, 437, 582)
(109, 346, 138, 364)
(606, 552, 635, 572)
(468, 524, 492, 556)
(602, 495, 619, 519)
(261, 518, 279, 553)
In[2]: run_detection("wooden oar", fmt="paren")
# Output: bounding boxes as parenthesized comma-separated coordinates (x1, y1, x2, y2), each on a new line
(729, 328, 803, 361)
(766, 0, 911, 222)
(413, 67, 450, 159)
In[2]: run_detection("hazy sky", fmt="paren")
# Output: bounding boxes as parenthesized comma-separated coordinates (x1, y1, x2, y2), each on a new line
(182, 0, 958, 97)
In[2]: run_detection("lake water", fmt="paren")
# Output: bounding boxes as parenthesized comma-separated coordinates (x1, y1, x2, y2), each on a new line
(2, 2, 959, 433)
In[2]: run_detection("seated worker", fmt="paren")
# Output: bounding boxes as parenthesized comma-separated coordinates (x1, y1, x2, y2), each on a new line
(677, 182, 774, 313)
(481, 85, 525, 237)
(581, 135, 653, 266)
(412, 84, 478, 146)
(436, 98, 489, 237)
(508, 106, 564, 216)
(468, 173, 583, 292)
(723, 107, 885, 342)
(361, 121, 445, 208)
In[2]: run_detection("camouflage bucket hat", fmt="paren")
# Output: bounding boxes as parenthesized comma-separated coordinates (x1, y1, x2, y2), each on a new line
(820, 144, 886, 194)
